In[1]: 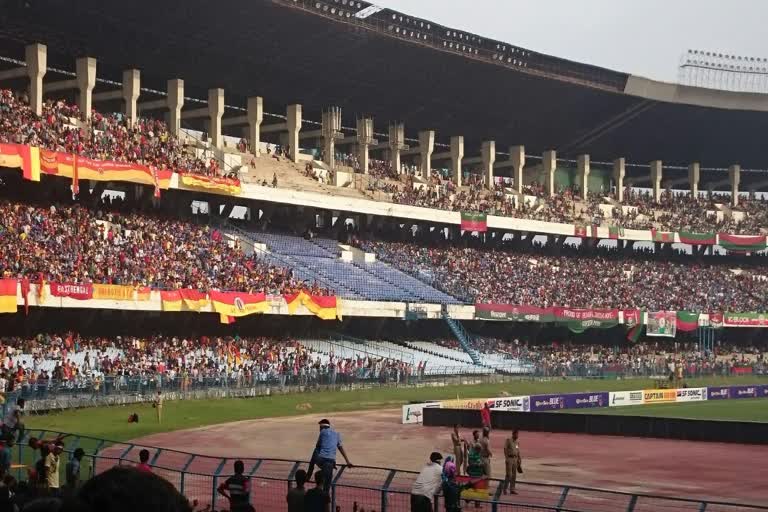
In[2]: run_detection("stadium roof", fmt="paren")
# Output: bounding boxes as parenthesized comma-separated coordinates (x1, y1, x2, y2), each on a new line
(2, 0, 767, 179)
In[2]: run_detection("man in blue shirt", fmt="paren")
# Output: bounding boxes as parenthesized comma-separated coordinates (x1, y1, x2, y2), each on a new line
(308, 419, 353, 492)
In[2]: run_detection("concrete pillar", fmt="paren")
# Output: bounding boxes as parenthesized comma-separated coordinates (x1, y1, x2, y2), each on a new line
(356, 117, 374, 174)
(388, 124, 404, 174)
(208, 88, 224, 149)
(322, 107, 342, 169)
(688, 162, 700, 197)
(511, 145, 525, 194)
(613, 158, 626, 202)
(122, 69, 140, 127)
(247, 96, 263, 156)
(577, 154, 590, 200)
(482, 141, 496, 190)
(418, 130, 434, 180)
(450, 136, 464, 187)
(650, 160, 663, 203)
(76, 57, 96, 120)
(542, 149, 556, 197)
(167, 79, 184, 136)
(729, 164, 741, 206)
(287, 104, 302, 163)
(26, 44, 47, 116)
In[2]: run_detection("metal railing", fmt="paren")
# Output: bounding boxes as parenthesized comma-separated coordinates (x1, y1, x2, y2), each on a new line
(10, 361, 766, 414)
(13, 430, 768, 512)
(11, 370, 516, 414)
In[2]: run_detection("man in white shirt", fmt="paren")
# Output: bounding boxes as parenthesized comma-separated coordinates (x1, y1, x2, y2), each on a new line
(411, 452, 443, 512)
(2, 398, 25, 443)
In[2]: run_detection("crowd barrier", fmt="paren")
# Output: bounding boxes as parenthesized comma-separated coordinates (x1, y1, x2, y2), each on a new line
(403, 384, 768, 423)
(13, 430, 768, 512)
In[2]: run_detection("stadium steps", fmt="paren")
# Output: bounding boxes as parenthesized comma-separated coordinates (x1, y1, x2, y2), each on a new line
(441, 311, 481, 365)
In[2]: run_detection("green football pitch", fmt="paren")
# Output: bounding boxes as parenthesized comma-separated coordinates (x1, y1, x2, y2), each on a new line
(568, 397, 768, 422)
(25, 375, 768, 442)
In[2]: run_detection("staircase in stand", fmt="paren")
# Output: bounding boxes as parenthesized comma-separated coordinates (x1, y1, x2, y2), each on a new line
(442, 311, 481, 365)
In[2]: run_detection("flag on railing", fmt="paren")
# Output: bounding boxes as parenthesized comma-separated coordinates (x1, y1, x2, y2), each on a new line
(18, 144, 41, 182)
(72, 153, 79, 196)
(160, 290, 183, 312)
(179, 173, 242, 195)
(179, 289, 209, 311)
(0, 279, 17, 314)
(460, 212, 487, 233)
(284, 291, 342, 320)
(209, 290, 269, 317)
(676, 311, 699, 332)
(651, 229, 674, 243)
(626, 324, 644, 342)
(608, 226, 624, 239)
(718, 233, 767, 253)
(136, 286, 152, 301)
(646, 311, 677, 337)
(678, 231, 715, 245)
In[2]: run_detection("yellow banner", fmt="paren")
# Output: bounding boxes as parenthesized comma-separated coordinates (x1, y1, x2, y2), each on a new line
(439, 398, 487, 410)
(642, 389, 677, 403)
(92, 284, 135, 301)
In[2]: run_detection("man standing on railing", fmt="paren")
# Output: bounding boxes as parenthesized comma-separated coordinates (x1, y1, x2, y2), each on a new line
(307, 419, 354, 493)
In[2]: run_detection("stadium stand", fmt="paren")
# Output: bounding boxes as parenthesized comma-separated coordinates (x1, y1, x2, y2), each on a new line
(3, 89, 768, 236)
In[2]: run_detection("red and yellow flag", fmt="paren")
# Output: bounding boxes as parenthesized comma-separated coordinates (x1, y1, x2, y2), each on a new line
(136, 286, 152, 301)
(180, 173, 241, 195)
(179, 289, 209, 311)
(160, 290, 182, 312)
(0, 144, 40, 181)
(209, 290, 268, 317)
(284, 291, 341, 320)
(0, 279, 18, 314)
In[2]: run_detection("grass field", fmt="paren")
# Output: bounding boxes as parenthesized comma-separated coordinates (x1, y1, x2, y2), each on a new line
(571, 397, 768, 422)
(25, 375, 768, 442)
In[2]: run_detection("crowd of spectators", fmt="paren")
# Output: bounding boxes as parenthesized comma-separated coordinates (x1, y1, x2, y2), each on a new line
(0, 333, 417, 394)
(0, 197, 328, 295)
(0, 89, 224, 178)
(436, 337, 766, 378)
(356, 238, 768, 311)
(3, 89, 768, 234)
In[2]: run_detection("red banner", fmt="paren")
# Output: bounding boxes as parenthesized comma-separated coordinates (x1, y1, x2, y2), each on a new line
(732, 366, 754, 375)
(49, 283, 94, 301)
(38, 148, 172, 189)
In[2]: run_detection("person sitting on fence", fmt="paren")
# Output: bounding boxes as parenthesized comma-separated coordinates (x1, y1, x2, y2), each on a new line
(307, 419, 354, 493)
(286, 469, 307, 512)
(217, 460, 253, 512)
